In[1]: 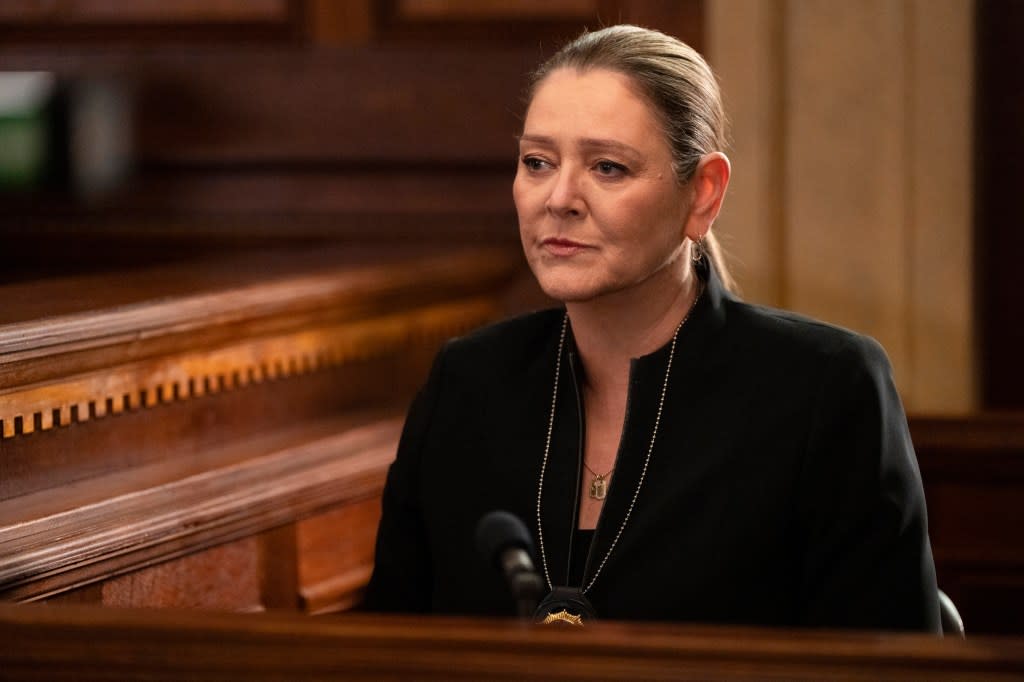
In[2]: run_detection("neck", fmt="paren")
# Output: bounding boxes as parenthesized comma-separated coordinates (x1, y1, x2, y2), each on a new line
(566, 258, 699, 396)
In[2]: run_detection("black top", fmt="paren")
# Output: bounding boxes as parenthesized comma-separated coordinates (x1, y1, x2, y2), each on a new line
(363, 258, 941, 632)
(568, 529, 595, 588)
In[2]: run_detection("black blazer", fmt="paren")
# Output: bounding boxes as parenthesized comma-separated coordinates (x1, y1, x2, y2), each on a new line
(364, 260, 941, 632)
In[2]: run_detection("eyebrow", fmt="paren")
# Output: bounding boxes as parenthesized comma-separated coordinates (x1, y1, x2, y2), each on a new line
(517, 134, 643, 159)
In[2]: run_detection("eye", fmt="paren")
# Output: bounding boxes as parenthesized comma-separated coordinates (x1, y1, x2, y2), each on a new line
(594, 160, 627, 178)
(521, 155, 552, 172)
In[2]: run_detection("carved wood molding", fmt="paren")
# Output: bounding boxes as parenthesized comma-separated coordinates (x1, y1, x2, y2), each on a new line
(0, 297, 492, 439)
(0, 416, 401, 601)
(0, 248, 522, 439)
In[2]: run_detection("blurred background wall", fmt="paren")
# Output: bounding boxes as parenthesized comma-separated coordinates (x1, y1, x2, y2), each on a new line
(709, 0, 975, 413)
(0, 0, 1019, 415)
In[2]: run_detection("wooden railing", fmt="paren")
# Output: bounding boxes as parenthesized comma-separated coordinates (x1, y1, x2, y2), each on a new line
(0, 247, 522, 611)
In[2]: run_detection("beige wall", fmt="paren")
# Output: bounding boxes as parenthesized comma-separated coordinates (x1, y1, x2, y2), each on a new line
(707, 0, 975, 414)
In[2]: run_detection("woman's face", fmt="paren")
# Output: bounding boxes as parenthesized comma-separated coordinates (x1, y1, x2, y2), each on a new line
(513, 67, 691, 304)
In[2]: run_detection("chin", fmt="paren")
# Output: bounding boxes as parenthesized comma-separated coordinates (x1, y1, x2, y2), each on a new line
(543, 289, 596, 304)
(534, 274, 608, 304)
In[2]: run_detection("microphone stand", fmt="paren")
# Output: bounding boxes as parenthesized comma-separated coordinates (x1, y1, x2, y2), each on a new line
(511, 571, 544, 620)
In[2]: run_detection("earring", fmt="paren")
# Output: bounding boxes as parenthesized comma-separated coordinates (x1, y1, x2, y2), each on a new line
(691, 234, 706, 262)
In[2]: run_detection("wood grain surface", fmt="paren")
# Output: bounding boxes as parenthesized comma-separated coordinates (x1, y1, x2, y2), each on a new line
(0, 603, 1022, 680)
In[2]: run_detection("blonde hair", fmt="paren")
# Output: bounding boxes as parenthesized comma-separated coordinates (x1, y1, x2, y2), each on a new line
(527, 24, 735, 291)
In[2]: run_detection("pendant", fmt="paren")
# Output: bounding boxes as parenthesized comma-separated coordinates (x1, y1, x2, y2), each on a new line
(589, 474, 608, 500)
(541, 609, 585, 626)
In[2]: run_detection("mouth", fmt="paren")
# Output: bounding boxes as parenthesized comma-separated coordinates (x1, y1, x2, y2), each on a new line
(540, 237, 590, 257)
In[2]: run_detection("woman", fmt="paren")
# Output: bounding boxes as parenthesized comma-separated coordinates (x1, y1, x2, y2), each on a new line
(364, 25, 940, 632)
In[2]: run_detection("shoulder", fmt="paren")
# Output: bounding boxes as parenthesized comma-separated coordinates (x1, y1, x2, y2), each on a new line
(448, 307, 564, 353)
(723, 297, 891, 375)
(436, 307, 565, 380)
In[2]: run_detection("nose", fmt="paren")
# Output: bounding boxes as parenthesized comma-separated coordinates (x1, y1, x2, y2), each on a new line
(545, 167, 586, 219)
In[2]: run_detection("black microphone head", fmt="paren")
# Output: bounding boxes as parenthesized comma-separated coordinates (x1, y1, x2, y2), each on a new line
(475, 510, 535, 568)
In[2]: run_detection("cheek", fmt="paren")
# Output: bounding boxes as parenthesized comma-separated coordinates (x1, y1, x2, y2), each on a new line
(512, 175, 528, 215)
(513, 180, 535, 244)
(601, 191, 686, 257)
(513, 177, 543, 222)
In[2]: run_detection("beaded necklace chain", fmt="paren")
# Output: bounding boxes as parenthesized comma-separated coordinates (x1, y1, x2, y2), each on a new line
(534, 285, 702, 594)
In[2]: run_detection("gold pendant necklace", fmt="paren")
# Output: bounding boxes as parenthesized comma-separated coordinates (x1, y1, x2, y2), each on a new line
(584, 462, 612, 500)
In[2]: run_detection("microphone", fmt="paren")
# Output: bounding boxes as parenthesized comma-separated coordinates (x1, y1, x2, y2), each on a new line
(475, 510, 544, 619)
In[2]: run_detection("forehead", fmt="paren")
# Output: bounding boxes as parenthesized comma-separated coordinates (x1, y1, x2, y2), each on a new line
(524, 68, 665, 147)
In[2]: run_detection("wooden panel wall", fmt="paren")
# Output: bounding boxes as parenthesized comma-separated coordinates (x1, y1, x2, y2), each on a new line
(0, 0, 703, 296)
(913, 415, 1024, 634)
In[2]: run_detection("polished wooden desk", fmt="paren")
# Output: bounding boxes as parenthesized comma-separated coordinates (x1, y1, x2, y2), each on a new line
(0, 603, 1021, 681)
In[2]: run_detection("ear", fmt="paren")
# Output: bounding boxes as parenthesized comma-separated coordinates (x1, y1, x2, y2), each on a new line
(682, 152, 731, 242)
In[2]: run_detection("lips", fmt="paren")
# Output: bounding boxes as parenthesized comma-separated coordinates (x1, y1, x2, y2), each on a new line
(540, 237, 590, 257)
